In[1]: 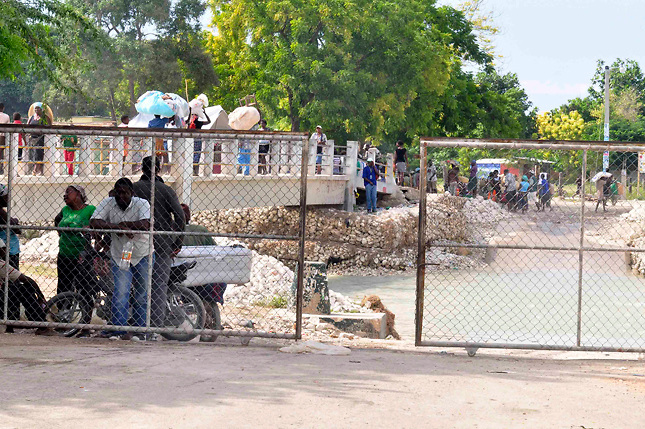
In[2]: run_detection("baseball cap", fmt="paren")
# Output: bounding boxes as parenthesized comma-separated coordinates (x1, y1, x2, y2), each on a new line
(367, 158, 374, 163)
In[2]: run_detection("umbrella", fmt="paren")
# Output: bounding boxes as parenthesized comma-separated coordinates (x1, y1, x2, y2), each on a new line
(28, 102, 54, 124)
(591, 171, 612, 183)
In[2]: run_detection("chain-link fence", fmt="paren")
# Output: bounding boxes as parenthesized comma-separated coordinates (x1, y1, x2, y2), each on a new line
(416, 138, 645, 354)
(0, 124, 309, 343)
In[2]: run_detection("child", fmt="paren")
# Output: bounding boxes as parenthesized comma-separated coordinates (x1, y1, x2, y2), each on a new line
(12, 113, 24, 160)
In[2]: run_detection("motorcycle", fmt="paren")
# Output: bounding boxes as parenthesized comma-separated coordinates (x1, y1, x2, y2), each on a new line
(45, 247, 207, 341)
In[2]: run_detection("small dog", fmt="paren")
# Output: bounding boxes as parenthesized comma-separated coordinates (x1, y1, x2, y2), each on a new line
(360, 295, 400, 340)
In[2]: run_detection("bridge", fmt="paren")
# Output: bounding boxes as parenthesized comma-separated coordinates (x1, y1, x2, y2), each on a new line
(0, 125, 397, 222)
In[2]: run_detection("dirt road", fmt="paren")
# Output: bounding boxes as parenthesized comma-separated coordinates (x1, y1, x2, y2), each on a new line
(0, 334, 644, 428)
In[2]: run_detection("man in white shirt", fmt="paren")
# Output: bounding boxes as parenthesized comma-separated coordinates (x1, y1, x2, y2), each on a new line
(310, 125, 327, 174)
(0, 103, 10, 175)
(90, 177, 151, 338)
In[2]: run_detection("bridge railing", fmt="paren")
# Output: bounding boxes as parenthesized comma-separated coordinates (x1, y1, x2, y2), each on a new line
(2, 126, 364, 181)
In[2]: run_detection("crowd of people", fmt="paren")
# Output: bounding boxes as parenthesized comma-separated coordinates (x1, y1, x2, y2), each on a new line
(443, 162, 554, 213)
(0, 156, 223, 341)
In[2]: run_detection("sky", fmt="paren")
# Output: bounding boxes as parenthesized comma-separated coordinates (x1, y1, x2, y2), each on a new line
(439, 0, 645, 112)
(201, 0, 645, 113)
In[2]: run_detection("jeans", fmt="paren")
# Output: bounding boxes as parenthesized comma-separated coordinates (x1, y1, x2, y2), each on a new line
(150, 253, 172, 328)
(365, 183, 377, 211)
(111, 256, 151, 329)
(193, 140, 202, 164)
(237, 148, 251, 175)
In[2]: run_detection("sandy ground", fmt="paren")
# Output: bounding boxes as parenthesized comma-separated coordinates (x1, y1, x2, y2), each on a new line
(1, 334, 645, 428)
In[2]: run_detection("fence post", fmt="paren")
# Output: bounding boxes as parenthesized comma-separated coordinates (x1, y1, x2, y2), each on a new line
(576, 149, 588, 347)
(77, 136, 91, 177)
(44, 135, 56, 177)
(173, 137, 193, 206)
(386, 153, 395, 191)
(308, 138, 317, 176)
(415, 143, 428, 346)
(322, 140, 334, 176)
(3, 131, 12, 325)
(9, 132, 19, 185)
(344, 141, 359, 211)
(250, 140, 259, 176)
(111, 135, 124, 177)
(295, 136, 309, 340)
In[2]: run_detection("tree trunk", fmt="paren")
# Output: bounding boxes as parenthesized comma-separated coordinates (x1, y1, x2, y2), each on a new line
(128, 76, 137, 117)
(287, 87, 300, 131)
(108, 89, 117, 123)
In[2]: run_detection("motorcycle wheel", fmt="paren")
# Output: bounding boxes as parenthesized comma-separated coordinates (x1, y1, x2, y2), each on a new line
(44, 292, 90, 337)
(161, 286, 206, 342)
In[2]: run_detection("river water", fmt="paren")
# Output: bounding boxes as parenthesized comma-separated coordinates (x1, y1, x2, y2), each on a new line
(329, 203, 645, 348)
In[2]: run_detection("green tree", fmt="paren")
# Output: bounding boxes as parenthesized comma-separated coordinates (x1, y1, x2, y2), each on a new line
(207, 0, 488, 141)
(44, 0, 217, 119)
(1, 0, 99, 83)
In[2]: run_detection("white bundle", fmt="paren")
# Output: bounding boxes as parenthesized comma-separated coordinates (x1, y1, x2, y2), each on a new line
(188, 94, 210, 120)
(228, 106, 260, 130)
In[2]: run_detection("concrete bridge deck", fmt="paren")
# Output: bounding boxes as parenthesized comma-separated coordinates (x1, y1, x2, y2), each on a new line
(0, 125, 397, 221)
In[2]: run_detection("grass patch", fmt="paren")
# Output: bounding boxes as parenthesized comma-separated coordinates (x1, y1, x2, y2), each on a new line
(20, 263, 58, 278)
(253, 295, 288, 309)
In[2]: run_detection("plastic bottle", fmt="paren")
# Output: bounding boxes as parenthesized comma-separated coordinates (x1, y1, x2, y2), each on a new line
(119, 241, 134, 270)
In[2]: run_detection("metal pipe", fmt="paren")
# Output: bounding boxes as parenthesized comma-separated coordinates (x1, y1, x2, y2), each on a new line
(604, 65, 611, 141)
(424, 241, 645, 253)
(0, 320, 296, 339)
(417, 340, 645, 353)
(415, 145, 428, 346)
(0, 124, 308, 141)
(576, 150, 587, 346)
(295, 136, 310, 340)
(2, 131, 12, 324)
(9, 224, 300, 241)
(422, 139, 645, 152)
(145, 138, 156, 329)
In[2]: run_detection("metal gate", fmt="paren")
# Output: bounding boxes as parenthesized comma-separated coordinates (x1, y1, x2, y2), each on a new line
(0, 124, 309, 342)
(416, 138, 645, 355)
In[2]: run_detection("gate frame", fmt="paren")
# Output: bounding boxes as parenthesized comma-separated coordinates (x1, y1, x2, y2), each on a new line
(416, 137, 645, 354)
(0, 125, 310, 342)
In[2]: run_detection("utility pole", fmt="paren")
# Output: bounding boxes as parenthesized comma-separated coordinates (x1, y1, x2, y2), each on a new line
(604, 65, 610, 142)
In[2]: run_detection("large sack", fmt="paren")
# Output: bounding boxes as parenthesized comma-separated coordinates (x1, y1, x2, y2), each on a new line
(189, 99, 206, 120)
(228, 106, 260, 130)
(135, 91, 175, 117)
(128, 113, 154, 128)
(164, 93, 189, 118)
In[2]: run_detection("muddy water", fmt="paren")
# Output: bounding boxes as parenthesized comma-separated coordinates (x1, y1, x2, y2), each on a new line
(329, 202, 645, 347)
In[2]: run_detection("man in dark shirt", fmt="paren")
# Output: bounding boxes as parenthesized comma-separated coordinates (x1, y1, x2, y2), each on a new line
(133, 156, 185, 336)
